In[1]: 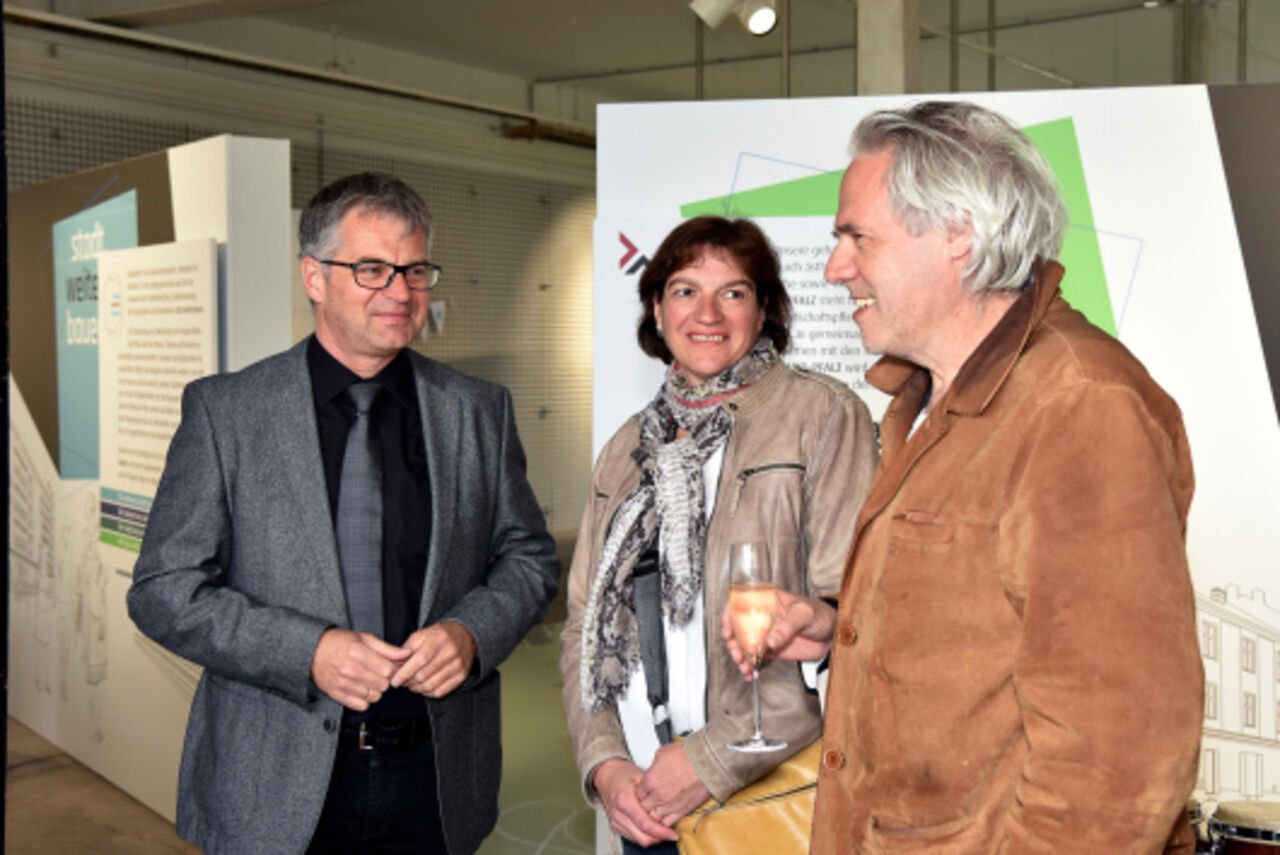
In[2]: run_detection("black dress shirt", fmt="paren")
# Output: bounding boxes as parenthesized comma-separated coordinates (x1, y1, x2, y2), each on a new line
(308, 336, 432, 721)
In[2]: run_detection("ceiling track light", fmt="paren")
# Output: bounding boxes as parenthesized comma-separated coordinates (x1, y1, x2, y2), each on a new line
(689, 0, 739, 30)
(689, 0, 778, 36)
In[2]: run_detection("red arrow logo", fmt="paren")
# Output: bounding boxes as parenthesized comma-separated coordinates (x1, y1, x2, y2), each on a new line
(619, 232, 638, 269)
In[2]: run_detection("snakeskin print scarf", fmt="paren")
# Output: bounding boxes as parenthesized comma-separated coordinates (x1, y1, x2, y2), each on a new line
(580, 338, 777, 712)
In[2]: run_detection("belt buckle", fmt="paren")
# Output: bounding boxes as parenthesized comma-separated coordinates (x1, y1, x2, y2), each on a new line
(357, 722, 374, 752)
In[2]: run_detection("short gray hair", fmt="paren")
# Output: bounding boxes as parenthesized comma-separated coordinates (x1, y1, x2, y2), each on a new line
(851, 100, 1067, 293)
(298, 172, 433, 260)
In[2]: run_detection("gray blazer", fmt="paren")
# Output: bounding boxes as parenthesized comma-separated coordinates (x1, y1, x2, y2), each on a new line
(127, 339, 560, 855)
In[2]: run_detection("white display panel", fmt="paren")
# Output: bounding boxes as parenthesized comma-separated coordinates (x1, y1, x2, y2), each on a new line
(594, 87, 1280, 818)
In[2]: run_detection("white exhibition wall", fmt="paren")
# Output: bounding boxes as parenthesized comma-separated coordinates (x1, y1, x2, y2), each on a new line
(7, 135, 291, 820)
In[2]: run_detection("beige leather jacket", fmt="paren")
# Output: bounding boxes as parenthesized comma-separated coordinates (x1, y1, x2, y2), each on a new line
(560, 361, 877, 803)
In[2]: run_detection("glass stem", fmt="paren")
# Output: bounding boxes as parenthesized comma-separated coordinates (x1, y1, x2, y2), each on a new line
(751, 668, 763, 738)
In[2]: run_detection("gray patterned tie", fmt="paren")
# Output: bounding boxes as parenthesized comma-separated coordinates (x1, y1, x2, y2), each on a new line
(336, 381, 383, 639)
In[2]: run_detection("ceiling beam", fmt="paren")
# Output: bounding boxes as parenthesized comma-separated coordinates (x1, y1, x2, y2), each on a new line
(4, 6, 597, 146)
(77, 0, 334, 28)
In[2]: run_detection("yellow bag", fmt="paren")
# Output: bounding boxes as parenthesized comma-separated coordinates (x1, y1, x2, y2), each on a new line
(675, 739, 821, 855)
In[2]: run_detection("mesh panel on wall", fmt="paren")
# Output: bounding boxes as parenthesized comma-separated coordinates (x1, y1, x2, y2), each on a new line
(6, 98, 221, 190)
(8, 97, 595, 534)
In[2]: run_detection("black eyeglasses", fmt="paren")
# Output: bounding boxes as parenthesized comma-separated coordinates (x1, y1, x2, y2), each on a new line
(319, 259, 442, 291)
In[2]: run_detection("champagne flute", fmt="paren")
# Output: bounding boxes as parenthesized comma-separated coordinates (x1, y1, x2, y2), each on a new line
(727, 541, 787, 753)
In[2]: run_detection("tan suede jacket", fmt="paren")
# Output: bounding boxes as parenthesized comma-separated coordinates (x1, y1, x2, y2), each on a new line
(813, 263, 1203, 854)
(560, 361, 876, 804)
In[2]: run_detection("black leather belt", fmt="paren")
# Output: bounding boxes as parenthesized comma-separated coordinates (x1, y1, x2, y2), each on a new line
(338, 715, 432, 755)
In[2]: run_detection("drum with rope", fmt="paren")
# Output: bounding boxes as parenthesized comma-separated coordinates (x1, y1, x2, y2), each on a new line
(1209, 801, 1280, 854)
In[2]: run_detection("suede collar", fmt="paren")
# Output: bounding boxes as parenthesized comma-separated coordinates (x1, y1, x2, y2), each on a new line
(865, 260, 1067, 417)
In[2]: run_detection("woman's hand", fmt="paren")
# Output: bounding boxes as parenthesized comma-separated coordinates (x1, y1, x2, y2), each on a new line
(723, 588, 837, 679)
(635, 742, 710, 827)
(593, 758, 680, 847)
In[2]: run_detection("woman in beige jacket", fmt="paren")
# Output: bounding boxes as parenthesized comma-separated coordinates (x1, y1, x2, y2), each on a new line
(560, 216, 877, 854)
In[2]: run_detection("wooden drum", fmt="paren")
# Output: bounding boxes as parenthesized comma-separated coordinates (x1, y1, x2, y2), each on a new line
(1211, 801, 1280, 853)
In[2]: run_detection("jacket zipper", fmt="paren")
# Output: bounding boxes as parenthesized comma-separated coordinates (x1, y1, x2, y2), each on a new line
(731, 462, 806, 515)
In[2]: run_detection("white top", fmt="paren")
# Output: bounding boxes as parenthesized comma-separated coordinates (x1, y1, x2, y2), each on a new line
(615, 443, 723, 769)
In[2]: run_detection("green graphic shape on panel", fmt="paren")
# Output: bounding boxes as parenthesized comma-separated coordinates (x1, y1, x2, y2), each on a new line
(679, 116, 1116, 335)
(1021, 119, 1115, 335)
(682, 171, 845, 219)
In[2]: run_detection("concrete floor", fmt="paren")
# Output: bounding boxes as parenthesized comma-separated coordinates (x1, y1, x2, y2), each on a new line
(5, 621, 596, 854)
(6, 716, 198, 853)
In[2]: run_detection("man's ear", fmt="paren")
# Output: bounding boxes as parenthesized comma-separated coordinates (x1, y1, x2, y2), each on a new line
(300, 256, 326, 304)
(945, 219, 974, 264)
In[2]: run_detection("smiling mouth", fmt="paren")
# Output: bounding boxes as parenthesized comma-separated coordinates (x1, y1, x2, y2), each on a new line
(852, 298, 876, 308)
(689, 334, 727, 342)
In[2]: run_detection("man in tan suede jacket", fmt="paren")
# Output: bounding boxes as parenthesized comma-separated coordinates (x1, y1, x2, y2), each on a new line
(734, 101, 1203, 853)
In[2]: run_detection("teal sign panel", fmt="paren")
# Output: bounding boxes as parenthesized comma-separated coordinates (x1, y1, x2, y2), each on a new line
(52, 190, 139, 479)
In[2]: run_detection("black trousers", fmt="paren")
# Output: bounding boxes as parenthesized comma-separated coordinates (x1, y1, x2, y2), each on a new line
(306, 732, 449, 854)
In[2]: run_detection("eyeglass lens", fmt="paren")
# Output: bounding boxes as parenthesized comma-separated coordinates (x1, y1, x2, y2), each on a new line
(354, 261, 438, 290)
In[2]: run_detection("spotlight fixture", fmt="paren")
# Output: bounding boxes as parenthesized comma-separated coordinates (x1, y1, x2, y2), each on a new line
(737, 0, 777, 36)
(689, 0, 777, 36)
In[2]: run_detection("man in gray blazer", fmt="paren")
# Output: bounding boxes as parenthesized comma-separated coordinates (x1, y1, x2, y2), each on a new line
(128, 173, 560, 854)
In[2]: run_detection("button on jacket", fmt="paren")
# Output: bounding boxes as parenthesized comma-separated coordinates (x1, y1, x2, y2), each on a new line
(814, 262, 1203, 854)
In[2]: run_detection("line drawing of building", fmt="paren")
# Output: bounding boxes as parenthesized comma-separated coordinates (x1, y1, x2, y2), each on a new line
(1196, 585, 1280, 808)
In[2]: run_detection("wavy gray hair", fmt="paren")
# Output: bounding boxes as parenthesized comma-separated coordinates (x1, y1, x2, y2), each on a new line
(298, 172, 433, 261)
(851, 100, 1067, 293)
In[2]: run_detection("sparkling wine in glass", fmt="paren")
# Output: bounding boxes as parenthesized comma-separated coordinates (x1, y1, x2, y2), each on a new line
(727, 541, 787, 753)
